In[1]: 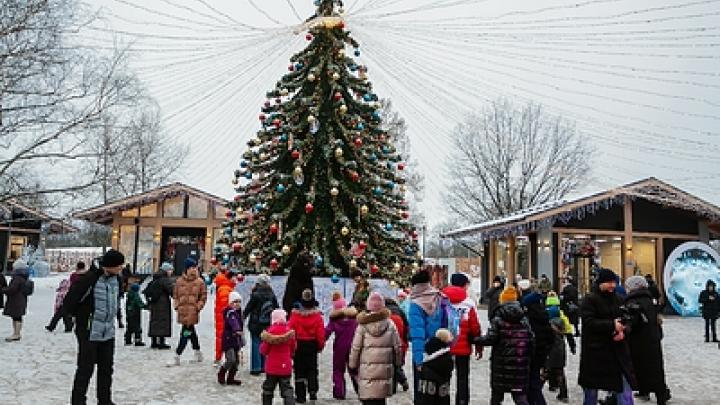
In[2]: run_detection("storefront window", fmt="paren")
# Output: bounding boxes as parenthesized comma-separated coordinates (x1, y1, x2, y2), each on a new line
(140, 203, 157, 217)
(516, 237, 530, 280)
(213, 228, 224, 247)
(136, 227, 155, 274)
(163, 197, 184, 218)
(119, 225, 136, 269)
(215, 204, 228, 219)
(9, 235, 27, 260)
(596, 236, 623, 276)
(121, 208, 139, 217)
(188, 196, 208, 219)
(495, 240, 508, 279)
(632, 237, 656, 277)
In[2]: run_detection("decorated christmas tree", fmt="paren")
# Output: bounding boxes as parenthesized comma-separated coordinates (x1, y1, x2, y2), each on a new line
(217, 0, 419, 284)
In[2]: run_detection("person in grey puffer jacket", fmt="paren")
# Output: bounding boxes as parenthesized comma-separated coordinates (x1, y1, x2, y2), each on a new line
(349, 292, 402, 405)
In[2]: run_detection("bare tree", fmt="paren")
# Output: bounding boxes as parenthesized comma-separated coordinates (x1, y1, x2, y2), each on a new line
(445, 99, 592, 223)
(0, 0, 142, 203)
(379, 99, 426, 227)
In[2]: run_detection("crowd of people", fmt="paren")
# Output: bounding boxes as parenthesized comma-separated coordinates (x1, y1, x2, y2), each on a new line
(2, 249, 720, 405)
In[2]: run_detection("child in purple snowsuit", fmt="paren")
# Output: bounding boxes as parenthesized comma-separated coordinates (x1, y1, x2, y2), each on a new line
(325, 293, 359, 399)
(218, 292, 244, 386)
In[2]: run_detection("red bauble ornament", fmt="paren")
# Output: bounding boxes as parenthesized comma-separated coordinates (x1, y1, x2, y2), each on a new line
(338, 21, 345, 29)
(398, 163, 405, 171)
(273, 118, 281, 128)
(210, 257, 218, 265)
(401, 211, 409, 219)
(236, 273, 245, 283)
(270, 258, 279, 269)
(334, 92, 342, 102)
(259, 113, 266, 121)
(305, 33, 313, 41)
(264, 100, 271, 108)
(370, 264, 379, 274)
(354, 138, 363, 147)
(232, 242, 242, 252)
(378, 134, 386, 142)
(275, 97, 282, 104)
(359, 240, 368, 250)
(291, 150, 300, 159)
(269, 223, 278, 234)
(350, 171, 359, 182)
(305, 202, 314, 214)
(411, 230, 419, 240)
(233, 194, 242, 202)
(288, 64, 294, 71)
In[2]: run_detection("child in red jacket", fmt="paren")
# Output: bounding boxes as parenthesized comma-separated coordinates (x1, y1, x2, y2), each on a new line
(261, 309, 297, 405)
(288, 289, 325, 403)
(443, 273, 482, 405)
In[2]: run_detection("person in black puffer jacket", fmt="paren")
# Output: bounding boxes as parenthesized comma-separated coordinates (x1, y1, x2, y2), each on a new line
(474, 286, 532, 405)
(559, 278, 580, 336)
(624, 276, 670, 405)
(143, 262, 175, 349)
(521, 292, 554, 405)
(2, 260, 31, 342)
(245, 274, 279, 375)
(698, 279, 720, 342)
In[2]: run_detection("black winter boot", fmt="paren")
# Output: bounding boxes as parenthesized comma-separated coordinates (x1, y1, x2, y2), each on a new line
(226, 370, 242, 386)
(217, 367, 227, 385)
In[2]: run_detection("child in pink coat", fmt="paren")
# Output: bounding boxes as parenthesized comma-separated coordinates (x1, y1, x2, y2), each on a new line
(260, 309, 297, 405)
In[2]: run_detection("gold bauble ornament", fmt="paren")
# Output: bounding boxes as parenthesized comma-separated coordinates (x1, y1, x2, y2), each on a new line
(308, 73, 316, 82)
(390, 280, 398, 288)
(349, 259, 357, 268)
(280, 88, 289, 96)
(235, 207, 244, 214)
(293, 167, 303, 177)
(393, 262, 401, 271)
(341, 226, 349, 236)
(338, 49, 345, 57)
(282, 245, 291, 255)
(339, 104, 348, 114)
(331, 187, 339, 197)
(400, 185, 407, 193)
(260, 152, 268, 161)
(334, 147, 343, 158)
(360, 205, 369, 215)
(332, 72, 340, 81)
(308, 115, 316, 123)
(249, 253, 257, 262)
(412, 262, 420, 270)
(253, 137, 261, 145)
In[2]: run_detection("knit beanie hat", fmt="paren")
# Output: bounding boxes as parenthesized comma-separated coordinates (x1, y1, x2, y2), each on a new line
(522, 292, 544, 307)
(12, 259, 28, 271)
(596, 268, 616, 284)
(493, 275, 502, 283)
(499, 286, 518, 304)
(332, 292, 347, 310)
(410, 270, 430, 286)
(130, 283, 140, 292)
(450, 272, 469, 287)
(100, 250, 125, 268)
(257, 273, 271, 286)
(229, 291, 242, 303)
(301, 288, 318, 308)
(625, 275, 648, 292)
(184, 257, 198, 270)
(271, 309, 287, 325)
(366, 291, 386, 312)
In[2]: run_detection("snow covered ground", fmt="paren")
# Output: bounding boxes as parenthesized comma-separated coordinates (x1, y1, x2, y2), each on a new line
(0, 273, 717, 404)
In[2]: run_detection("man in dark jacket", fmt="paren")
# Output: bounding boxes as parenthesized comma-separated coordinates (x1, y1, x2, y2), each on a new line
(644, 274, 662, 309)
(244, 273, 279, 375)
(698, 279, 719, 342)
(559, 278, 580, 337)
(521, 292, 555, 405)
(484, 276, 504, 320)
(578, 268, 636, 405)
(2, 259, 30, 341)
(144, 262, 175, 349)
(63, 250, 125, 405)
(624, 276, 670, 405)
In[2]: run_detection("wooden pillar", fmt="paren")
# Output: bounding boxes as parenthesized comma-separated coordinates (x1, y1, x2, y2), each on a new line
(152, 201, 163, 272)
(507, 236, 516, 283)
(489, 239, 497, 282)
(656, 237, 665, 294)
(623, 196, 634, 280)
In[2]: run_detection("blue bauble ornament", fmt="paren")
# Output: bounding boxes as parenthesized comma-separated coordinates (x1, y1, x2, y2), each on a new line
(354, 49, 361, 57)
(369, 153, 377, 162)
(315, 256, 324, 268)
(240, 161, 248, 168)
(350, 64, 358, 71)
(357, 122, 365, 130)
(295, 62, 304, 70)
(314, 0, 321, 5)
(372, 111, 381, 120)
(276, 184, 286, 193)
(245, 171, 252, 179)
(224, 228, 233, 236)
(385, 223, 394, 231)
(280, 134, 288, 142)
(374, 186, 383, 196)
(387, 181, 395, 189)
(386, 162, 393, 170)
(331, 274, 339, 283)
(363, 94, 372, 102)
(255, 203, 263, 211)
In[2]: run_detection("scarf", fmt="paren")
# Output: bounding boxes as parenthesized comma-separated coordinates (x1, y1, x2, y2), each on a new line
(411, 282, 440, 315)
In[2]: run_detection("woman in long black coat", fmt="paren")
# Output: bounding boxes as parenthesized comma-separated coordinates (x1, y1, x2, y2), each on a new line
(143, 264, 175, 349)
(2, 260, 30, 342)
(282, 252, 314, 314)
(624, 276, 669, 405)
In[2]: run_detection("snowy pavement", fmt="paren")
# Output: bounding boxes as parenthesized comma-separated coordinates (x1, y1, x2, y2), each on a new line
(0, 274, 717, 404)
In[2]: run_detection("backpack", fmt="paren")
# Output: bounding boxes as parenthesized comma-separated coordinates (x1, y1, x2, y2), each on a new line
(22, 278, 34, 296)
(440, 297, 461, 345)
(257, 300, 275, 325)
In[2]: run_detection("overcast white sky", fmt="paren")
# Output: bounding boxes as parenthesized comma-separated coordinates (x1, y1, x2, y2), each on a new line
(79, 0, 720, 227)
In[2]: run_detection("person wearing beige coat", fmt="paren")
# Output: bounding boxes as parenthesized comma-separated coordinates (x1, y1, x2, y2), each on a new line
(349, 292, 403, 405)
(168, 258, 207, 366)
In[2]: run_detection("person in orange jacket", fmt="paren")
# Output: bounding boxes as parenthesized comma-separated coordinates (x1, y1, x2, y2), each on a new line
(214, 267, 237, 364)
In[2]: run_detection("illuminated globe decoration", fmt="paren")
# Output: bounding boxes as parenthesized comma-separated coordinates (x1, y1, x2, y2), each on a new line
(663, 242, 720, 317)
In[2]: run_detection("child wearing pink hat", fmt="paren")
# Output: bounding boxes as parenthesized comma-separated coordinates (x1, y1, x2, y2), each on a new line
(325, 292, 359, 399)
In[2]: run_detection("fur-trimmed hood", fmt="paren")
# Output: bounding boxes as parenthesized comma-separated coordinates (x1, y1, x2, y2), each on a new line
(291, 307, 321, 317)
(329, 306, 358, 320)
(261, 327, 296, 344)
(357, 308, 392, 337)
